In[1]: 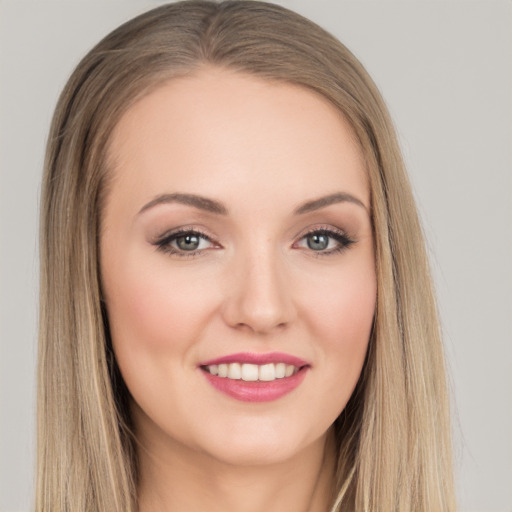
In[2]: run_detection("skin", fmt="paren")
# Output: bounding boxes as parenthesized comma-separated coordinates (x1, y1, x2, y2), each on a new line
(101, 67, 376, 512)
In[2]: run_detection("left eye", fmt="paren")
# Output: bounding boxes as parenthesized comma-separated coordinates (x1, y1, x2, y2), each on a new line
(296, 229, 353, 253)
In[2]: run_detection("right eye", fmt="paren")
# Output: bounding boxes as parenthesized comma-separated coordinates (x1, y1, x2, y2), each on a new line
(154, 229, 216, 257)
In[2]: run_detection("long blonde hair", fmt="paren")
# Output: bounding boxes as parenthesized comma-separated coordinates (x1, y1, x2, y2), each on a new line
(38, 1, 455, 510)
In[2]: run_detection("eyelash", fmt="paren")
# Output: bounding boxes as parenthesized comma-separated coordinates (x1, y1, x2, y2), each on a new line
(153, 226, 355, 258)
(153, 228, 215, 258)
(295, 227, 355, 257)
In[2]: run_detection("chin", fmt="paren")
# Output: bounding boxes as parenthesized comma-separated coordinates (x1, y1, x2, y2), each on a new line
(195, 419, 325, 468)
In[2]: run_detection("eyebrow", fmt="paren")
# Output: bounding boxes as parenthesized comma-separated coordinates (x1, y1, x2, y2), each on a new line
(138, 193, 228, 215)
(138, 191, 367, 217)
(293, 192, 367, 215)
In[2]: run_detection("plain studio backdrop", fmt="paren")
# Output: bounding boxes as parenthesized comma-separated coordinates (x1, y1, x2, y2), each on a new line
(0, 1, 510, 511)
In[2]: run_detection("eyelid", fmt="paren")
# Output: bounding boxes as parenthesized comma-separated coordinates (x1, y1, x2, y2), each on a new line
(292, 224, 356, 254)
(151, 223, 355, 258)
(152, 226, 221, 257)
(153, 226, 212, 244)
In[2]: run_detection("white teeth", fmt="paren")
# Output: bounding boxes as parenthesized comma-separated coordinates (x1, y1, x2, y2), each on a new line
(205, 362, 300, 381)
(241, 363, 259, 381)
(227, 362, 241, 380)
(259, 363, 275, 381)
(218, 364, 228, 378)
(285, 364, 295, 377)
(275, 363, 286, 378)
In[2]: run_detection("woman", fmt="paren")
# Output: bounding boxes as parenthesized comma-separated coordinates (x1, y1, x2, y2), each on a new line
(38, 1, 455, 511)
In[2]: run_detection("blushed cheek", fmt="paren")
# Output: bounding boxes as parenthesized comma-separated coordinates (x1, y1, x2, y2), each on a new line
(313, 269, 376, 356)
(103, 259, 215, 359)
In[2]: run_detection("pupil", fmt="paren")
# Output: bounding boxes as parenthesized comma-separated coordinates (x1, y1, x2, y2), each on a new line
(177, 234, 199, 251)
(307, 234, 329, 250)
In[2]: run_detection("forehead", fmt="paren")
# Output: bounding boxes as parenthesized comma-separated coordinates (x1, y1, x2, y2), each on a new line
(106, 67, 369, 216)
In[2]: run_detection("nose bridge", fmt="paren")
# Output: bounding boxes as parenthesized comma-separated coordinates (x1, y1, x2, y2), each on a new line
(222, 239, 294, 333)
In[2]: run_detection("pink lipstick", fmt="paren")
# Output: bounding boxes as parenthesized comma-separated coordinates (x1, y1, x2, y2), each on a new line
(199, 352, 310, 402)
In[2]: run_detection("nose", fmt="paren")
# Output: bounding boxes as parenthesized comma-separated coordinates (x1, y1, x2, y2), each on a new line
(221, 247, 296, 334)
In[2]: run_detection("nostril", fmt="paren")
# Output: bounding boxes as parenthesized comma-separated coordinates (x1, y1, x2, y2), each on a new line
(220, 265, 296, 333)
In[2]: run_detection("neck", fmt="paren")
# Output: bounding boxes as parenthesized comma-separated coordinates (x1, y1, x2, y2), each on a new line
(136, 426, 336, 512)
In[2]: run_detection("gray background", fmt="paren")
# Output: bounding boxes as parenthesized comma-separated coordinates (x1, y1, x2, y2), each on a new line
(1, 1, 510, 511)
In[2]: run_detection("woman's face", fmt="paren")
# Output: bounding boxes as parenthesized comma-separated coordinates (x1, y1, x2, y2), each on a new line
(101, 68, 376, 466)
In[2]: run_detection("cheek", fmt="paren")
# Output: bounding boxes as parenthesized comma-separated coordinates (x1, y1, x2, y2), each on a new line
(102, 250, 218, 367)
(101, 253, 223, 433)
(302, 257, 376, 393)
(304, 253, 376, 339)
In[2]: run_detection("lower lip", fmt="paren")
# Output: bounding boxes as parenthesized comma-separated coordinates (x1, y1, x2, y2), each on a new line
(201, 367, 309, 402)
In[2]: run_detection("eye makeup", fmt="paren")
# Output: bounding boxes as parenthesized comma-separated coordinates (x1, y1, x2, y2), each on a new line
(152, 227, 220, 258)
(296, 227, 355, 256)
(151, 223, 356, 259)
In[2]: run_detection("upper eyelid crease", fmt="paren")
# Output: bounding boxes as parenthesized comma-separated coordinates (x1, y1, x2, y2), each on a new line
(296, 223, 355, 240)
(298, 228, 355, 245)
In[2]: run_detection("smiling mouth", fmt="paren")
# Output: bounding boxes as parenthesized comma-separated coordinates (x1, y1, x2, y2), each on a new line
(201, 362, 300, 382)
(199, 352, 310, 402)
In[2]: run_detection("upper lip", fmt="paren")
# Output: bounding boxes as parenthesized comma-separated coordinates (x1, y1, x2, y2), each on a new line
(199, 352, 309, 368)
